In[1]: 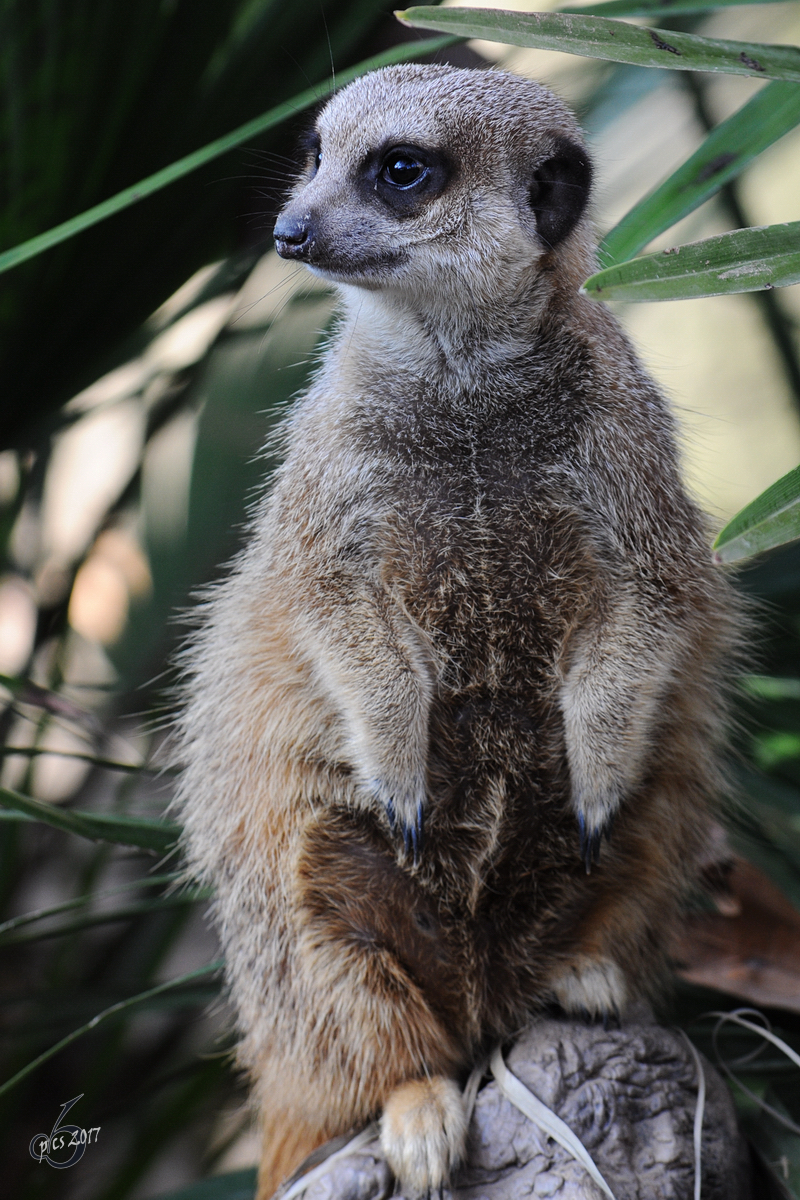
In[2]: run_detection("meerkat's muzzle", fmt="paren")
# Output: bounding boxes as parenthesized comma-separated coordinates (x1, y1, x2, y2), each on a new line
(274, 212, 316, 261)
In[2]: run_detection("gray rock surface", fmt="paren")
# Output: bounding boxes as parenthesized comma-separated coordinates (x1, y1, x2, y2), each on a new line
(298, 1009, 752, 1200)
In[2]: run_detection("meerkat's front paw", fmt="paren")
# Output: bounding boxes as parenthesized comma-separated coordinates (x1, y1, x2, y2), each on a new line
(567, 755, 627, 873)
(380, 1076, 467, 1194)
(550, 954, 626, 1020)
(576, 811, 615, 873)
(368, 778, 425, 863)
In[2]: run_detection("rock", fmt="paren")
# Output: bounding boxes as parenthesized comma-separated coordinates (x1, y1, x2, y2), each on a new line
(294, 1009, 753, 1200)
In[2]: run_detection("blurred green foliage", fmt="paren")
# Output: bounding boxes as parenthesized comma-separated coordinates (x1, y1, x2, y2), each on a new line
(0, 0, 436, 445)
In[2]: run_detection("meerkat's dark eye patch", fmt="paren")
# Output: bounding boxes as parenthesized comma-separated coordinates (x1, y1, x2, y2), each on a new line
(528, 138, 592, 249)
(370, 143, 451, 215)
(300, 129, 322, 176)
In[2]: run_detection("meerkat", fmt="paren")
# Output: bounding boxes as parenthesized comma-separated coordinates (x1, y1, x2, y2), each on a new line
(175, 63, 740, 1200)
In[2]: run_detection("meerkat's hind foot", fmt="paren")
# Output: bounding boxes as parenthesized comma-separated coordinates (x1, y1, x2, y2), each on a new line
(380, 1077, 466, 1196)
(550, 954, 626, 1023)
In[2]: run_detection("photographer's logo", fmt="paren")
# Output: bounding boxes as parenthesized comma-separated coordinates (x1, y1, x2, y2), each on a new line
(30, 1095, 100, 1169)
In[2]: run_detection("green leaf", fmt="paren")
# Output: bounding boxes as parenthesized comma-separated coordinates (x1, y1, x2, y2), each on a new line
(582, 220, 800, 301)
(0, 960, 223, 1099)
(714, 462, 800, 563)
(0, 872, 183, 936)
(742, 676, 800, 701)
(754, 731, 800, 770)
(1, 746, 167, 772)
(0, 891, 210, 946)
(395, 8, 800, 81)
(602, 81, 800, 264)
(0, 785, 181, 852)
(0, 36, 457, 279)
(561, 0, 796, 17)
(0, 672, 100, 730)
(153, 1169, 257, 1200)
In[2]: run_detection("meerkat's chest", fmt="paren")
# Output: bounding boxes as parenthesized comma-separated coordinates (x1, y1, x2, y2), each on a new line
(385, 453, 586, 672)
(359, 389, 586, 599)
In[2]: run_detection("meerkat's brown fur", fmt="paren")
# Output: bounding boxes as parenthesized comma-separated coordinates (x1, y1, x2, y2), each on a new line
(175, 64, 741, 1199)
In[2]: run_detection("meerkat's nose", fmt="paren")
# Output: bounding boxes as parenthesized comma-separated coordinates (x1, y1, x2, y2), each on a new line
(274, 213, 314, 260)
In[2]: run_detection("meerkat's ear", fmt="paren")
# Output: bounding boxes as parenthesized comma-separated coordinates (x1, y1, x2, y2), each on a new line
(529, 138, 592, 249)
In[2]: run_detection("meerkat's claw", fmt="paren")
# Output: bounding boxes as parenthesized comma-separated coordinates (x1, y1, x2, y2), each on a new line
(380, 1077, 467, 1196)
(402, 800, 425, 865)
(577, 813, 614, 873)
(602, 1008, 621, 1032)
(577, 813, 596, 873)
(370, 784, 425, 856)
(576, 1003, 622, 1029)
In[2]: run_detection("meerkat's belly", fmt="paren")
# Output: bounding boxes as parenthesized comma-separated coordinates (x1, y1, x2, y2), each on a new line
(296, 795, 595, 1048)
(293, 494, 596, 1036)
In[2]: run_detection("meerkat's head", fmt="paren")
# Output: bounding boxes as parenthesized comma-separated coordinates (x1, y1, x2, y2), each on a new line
(273, 64, 593, 319)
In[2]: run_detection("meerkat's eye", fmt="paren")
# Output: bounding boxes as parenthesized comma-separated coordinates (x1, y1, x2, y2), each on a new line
(380, 152, 428, 190)
(372, 143, 449, 214)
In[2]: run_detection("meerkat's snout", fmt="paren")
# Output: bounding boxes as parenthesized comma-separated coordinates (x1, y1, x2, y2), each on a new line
(273, 212, 315, 261)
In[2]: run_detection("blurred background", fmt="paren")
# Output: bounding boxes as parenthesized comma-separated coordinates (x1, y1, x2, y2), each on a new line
(2, 0, 800, 1197)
